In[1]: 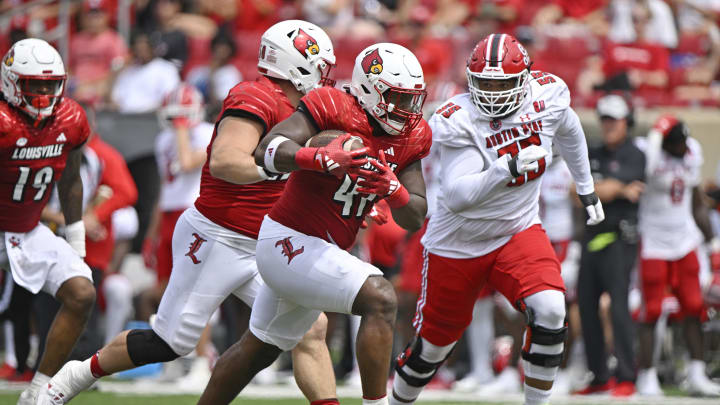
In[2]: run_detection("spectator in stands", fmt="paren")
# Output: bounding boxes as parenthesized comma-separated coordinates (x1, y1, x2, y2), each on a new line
(577, 3, 671, 102)
(69, 0, 128, 107)
(110, 30, 180, 113)
(186, 27, 242, 117)
(575, 94, 644, 397)
(532, 0, 608, 36)
(149, 0, 189, 70)
(467, 0, 524, 35)
(672, 0, 720, 103)
(301, 0, 354, 36)
(609, 0, 678, 49)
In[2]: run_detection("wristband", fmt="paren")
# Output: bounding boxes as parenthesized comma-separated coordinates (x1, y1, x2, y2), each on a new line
(65, 220, 86, 258)
(264, 136, 290, 174)
(386, 185, 410, 208)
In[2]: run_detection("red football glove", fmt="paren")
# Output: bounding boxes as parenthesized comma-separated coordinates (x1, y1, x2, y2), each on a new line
(361, 204, 389, 228)
(295, 133, 368, 178)
(142, 237, 158, 270)
(356, 150, 410, 208)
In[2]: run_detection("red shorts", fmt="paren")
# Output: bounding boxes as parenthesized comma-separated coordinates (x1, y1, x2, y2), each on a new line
(414, 224, 565, 346)
(639, 250, 704, 322)
(551, 240, 570, 263)
(397, 219, 428, 294)
(156, 209, 185, 283)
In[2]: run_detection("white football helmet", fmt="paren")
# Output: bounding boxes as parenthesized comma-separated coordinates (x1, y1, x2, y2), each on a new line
(257, 20, 336, 94)
(157, 83, 205, 128)
(348, 43, 426, 136)
(1, 38, 66, 120)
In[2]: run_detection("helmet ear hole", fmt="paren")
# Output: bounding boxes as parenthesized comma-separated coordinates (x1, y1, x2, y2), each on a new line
(360, 84, 371, 95)
(297, 66, 311, 75)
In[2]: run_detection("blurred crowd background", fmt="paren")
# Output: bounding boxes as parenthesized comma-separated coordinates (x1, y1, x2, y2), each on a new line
(2, 0, 720, 398)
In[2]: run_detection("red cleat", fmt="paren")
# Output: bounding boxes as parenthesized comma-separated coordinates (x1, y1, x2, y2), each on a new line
(7, 369, 33, 383)
(0, 363, 16, 379)
(611, 381, 636, 397)
(573, 377, 616, 395)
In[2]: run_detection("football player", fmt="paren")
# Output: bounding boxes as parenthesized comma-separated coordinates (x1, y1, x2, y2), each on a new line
(389, 33, 603, 405)
(634, 115, 720, 397)
(0, 39, 96, 405)
(38, 20, 340, 405)
(195, 43, 431, 405)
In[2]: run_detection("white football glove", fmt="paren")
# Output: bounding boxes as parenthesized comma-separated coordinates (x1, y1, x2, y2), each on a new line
(579, 192, 605, 226)
(508, 145, 549, 177)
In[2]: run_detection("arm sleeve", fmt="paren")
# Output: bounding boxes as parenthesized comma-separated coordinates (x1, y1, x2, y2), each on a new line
(440, 143, 513, 213)
(553, 107, 595, 195)
(93, 143, 138, 222)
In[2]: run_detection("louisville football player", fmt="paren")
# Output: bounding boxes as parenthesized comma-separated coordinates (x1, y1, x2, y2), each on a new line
(389, 33, 603, 405)
(0, 39, 96, 405)
(38, 20, 339, 405)
(195, 43, 431, 405)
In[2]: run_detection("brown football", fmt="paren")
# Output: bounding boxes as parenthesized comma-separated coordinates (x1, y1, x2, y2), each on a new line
(305, 130, 365, 151)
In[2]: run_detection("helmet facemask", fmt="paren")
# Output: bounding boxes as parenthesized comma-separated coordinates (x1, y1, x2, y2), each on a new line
(17, 75, 65, 120)
(467, 69, 528, 118)
(371, 80, 426, 136)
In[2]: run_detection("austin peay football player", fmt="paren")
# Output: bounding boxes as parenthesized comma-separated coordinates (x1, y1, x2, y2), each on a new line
(0, 39, 96, 405)
(193, 43, 431, 405)
(389, 33, 604, 405)
(37, 20, 339, 405)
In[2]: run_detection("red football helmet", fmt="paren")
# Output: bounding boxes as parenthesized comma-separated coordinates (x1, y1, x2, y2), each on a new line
(466, 33, 531, 118)
(157, 83, 204, 128)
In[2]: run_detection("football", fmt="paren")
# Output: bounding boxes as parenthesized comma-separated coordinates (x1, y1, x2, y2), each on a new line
(305, 130, 365, 152)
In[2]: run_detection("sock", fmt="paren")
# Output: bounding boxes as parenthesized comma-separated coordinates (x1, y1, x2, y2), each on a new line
(688, 360, 706, 381)
(311, 398, 339, 405)
(28, 372, 50, 393)
(363, 395, 388, 405)
(524, 383, 551, 405)
(391, 373, 421, 404)
(88, 352, 109, 378)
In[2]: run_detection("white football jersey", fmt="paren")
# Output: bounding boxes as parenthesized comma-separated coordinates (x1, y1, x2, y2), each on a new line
(155, 122, 213, 212)
(421, 71, 594, 258)
(636, 136, 703, 260)
(540, 158, 574, 242)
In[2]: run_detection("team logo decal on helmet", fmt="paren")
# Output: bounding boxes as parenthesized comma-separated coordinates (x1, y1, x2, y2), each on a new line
(361, 49, 383, 75)
(518, 43, 530, 67)
(293, 28, 320, 58)
(3, 49, 13, 67)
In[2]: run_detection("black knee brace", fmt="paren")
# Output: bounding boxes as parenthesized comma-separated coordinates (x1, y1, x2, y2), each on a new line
(520, 308, 567, 368)
(126, 329, 180, 366)
(394, 337, 453, 387)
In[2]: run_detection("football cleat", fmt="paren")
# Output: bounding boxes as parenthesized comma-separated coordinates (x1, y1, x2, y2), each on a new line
(36, 361, 96, 404)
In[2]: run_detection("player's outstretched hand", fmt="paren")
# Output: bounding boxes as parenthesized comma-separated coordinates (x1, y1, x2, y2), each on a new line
(297, 133, 369, 178)
(356, 150, 410, 208)
(508, 145, 548, 177)
(360, 205, 388, 228)
(579, 192, 605, 226)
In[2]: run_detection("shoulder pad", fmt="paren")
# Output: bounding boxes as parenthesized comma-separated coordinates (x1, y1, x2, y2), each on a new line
(528, 71, 570, 112)
(429, 94, 476, 148)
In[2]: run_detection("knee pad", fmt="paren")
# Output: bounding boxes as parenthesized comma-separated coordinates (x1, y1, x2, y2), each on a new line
(520, 306, 567, 368)
(395, 337, 455, 387)
(126, 329, 180, 366)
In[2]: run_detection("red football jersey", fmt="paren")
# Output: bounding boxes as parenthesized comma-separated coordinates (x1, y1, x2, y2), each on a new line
(0, 98, 90, 233)
(269, 87, 432, 250)
(194, 76, 294, 239)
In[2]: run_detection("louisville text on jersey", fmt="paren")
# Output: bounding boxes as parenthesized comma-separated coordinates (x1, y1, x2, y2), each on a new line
(11, 143, 64, 160)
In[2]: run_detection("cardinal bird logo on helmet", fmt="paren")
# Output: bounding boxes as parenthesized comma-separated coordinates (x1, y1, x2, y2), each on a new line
(361, 48, 383, 75)
(3, 49, 13, 67)
(293, 28, 320, 58)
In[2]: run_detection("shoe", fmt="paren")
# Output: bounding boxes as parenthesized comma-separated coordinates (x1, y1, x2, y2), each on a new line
(454, 374, 493, 392)
(173, 357, 211, 391)
(36, 361, 96, 404)
(16, 388, 37, 405)
(476, 367, 521, 395)
(572, 377, 616, 395)
(0, 363, 16, 379)
(686, 361, 720, 397)
(343, 368, 362, 388)
(611, 381, 635, 397)
(7, 369, 33, 383)
(636, 368, 663, 396)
